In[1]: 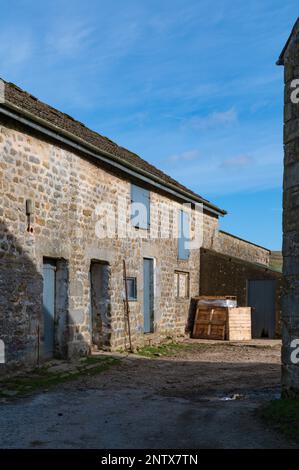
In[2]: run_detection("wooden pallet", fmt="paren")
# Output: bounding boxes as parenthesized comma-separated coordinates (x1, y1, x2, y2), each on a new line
(192, 306, 228, 340)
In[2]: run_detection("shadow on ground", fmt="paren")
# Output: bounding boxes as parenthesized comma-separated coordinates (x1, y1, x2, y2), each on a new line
(0, 342, 295, 449)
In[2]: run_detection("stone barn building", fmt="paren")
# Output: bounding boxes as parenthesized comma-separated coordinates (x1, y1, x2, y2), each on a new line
(0, 79, 282, 367)
(278, 17, 299, 397)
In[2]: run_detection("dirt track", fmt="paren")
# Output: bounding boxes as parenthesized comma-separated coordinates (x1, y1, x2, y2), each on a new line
(0, 340, 297, 449)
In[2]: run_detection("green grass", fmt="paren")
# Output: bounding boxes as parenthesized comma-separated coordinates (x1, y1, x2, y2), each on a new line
(136, 340, 275, 359)
(260, 399, 299, 442)
(136, 342, 208, 358)
(0, 355, 120, 399)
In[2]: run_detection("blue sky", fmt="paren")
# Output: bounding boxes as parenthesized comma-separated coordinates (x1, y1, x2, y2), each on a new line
(0, 0, 296, 249)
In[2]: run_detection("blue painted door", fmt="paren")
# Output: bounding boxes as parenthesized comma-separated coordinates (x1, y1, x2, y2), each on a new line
(43, 259, 56, 358)
(143, 258, 154, 333)
(248, 280, 276, 338)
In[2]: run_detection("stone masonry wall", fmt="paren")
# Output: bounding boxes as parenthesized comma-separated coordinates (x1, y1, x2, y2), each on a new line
(214, 231, 270, 266)
(280, 21, 299, 397)
(201, 223, 270, 267)
(0, 115, 217, 366)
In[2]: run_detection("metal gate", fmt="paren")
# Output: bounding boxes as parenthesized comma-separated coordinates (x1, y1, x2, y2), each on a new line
(247, 280, 276, 338)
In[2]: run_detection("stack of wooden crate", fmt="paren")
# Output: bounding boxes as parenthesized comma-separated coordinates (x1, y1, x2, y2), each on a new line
(192, 296, 252, 341)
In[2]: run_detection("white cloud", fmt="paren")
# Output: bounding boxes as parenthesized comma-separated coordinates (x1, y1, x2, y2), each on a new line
(46, 20, 95, 57)
(220, 155, 254, 169)
(167, 149, 200, 163)
(165, 143, 282, 197)
(186, 107, 238, 130)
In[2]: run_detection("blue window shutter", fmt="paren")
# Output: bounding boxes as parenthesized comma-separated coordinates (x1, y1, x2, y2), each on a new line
(131, 184, 150, 229)
(178, 210, 190, 260)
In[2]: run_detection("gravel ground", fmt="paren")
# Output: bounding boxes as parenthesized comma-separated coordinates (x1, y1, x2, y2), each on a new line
(0, 339, 297, 449)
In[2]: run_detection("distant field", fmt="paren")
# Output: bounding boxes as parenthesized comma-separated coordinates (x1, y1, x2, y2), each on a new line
(270, 251, 283, 272)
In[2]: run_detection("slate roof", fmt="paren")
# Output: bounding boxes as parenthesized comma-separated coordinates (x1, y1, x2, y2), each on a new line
(0, 79, 226, 215)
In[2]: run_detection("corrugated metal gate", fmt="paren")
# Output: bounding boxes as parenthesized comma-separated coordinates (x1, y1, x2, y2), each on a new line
(247, 280, 276, 338)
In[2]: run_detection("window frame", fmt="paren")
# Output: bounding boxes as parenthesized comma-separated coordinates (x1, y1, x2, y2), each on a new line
(174, 271, 190, 299)
(125, 276, 138, 301)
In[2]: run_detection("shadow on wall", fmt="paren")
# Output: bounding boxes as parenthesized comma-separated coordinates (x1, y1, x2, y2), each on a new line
(0, 219, 89, 369)
(185, 299, 198, 335)
(0, 219, 43, 368)
(0, 220, 110, 372)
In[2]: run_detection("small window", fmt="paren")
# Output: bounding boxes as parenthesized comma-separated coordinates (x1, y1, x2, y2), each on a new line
(174, 271, 190, 299)
(178, 209, 190, 260)
(131, 184, 150, 229)
(125, 277, 137, 301)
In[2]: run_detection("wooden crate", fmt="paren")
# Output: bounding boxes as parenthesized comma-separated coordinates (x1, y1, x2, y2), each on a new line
(192, 306, 228, 340)
(227, 307, 252, 341)
(192, 304, 252, 341)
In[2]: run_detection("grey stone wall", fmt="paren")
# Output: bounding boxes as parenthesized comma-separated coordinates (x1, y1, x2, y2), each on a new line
(213, 230, 270, 266)
(201, 223, 270, 267)
(280, 20, 299, 397)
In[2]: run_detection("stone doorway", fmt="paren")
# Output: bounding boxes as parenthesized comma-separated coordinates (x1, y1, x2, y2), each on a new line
(90, 261, 110, 350)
